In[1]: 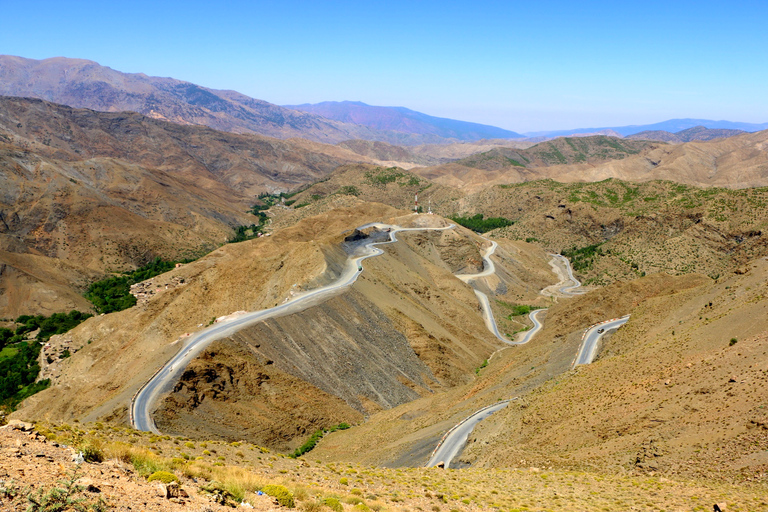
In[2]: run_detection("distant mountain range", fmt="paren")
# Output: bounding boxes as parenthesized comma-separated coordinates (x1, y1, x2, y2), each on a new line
(284, 101, 524, 141)
(0, 55, 764, 147)
(626, 125, 747, 143)
(0, 56, 471, 145)
(526, 119, 768, 138)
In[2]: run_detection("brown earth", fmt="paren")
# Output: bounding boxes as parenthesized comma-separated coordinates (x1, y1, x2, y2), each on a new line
(151, 216, 556, 448)
(283, 164, 464, 216)
(462, 257, 768, 482)
(13, 203, 403, 425)
(0, 96, 390, 316)
(0, 96, 369, 197)
(9, 421, 765, 512)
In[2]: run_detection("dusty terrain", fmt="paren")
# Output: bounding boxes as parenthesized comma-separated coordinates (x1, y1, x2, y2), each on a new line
(6, 420, 766, 512)
(316, 259, 768, 487)
(151, 214, 557, 448)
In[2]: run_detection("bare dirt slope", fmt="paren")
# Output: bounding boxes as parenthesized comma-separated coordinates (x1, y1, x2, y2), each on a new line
(0, 96, 368, 197)
(0, 139, 256, 316)
(152, 216, 555, 448)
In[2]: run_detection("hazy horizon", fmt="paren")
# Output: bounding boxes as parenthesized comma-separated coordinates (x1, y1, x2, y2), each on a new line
(2, 0, 766, 132)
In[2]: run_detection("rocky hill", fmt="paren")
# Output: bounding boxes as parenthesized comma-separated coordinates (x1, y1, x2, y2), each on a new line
(0, 96, 387, 316)
(0, 96, 371, 197)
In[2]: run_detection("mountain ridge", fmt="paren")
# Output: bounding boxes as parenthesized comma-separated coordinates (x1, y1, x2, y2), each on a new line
(526, 118, 768, 138)
(0, 55, 465, 145)
(285, 100, 524, 141)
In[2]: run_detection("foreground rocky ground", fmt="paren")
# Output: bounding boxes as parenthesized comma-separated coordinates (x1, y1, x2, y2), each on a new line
(1, 420, 766, 511)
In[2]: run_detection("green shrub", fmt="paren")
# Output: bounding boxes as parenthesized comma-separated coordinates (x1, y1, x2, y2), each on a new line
(78, 441, 104, 463)
(262, 484, 295, 508)
(147, 471, 179, 484)
(323, 497, 343, 512)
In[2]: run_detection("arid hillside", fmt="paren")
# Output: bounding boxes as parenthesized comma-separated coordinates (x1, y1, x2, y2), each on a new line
(13, 204, 555, 451)
(0, 96, 393, 316)
(0, 139, 261, 317)
(0, 96, 372, 196)
(452, 179, 768, 286)
(415, 130, 768, 191)
(316, 261, 768, 484)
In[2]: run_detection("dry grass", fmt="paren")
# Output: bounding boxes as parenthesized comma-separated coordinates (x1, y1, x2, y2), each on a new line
(31, 421, 768, 511)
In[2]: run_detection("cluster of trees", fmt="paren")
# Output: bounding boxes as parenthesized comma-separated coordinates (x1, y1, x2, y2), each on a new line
(227, 224, 262, 244)
(561, 243, 604, 272)
(0, 310, 92, 409)
(85, 258, 177, 314)
(449, 213, 514, 233)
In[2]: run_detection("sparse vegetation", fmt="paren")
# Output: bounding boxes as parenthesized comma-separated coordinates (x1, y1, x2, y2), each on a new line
(147, 470, 179, 484)
(25, 467, 107, 512)
(562, 243, 604, 272)
(337, 185, 361, 196)
(262, 484, 295, 508)
(364, 167, 420, 187)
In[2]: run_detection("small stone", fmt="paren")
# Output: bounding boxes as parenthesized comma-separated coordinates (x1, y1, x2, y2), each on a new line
(6, 420, 34, 432)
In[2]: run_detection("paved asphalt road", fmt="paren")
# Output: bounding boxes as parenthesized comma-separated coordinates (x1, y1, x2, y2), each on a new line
(426, 400, 511, 468)
(573, 316, 631, 367)
(131, 222, 454, 433)
(424, 254, 626, 469)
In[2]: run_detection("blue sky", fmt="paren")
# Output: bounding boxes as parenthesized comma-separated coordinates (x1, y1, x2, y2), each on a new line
(1, 0, 767, 132)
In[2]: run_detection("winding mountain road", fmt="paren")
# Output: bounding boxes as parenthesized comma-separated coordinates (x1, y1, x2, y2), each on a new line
(425, 250, 633, 469)
(131, 222, 454, 433)
(573, 315, 631, 367)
